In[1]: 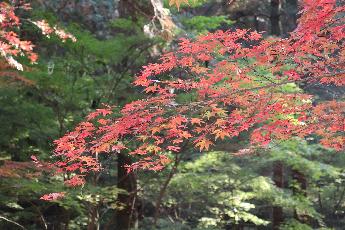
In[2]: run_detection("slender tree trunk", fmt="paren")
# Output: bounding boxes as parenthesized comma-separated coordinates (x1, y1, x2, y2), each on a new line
(110, 1, 156, 229)
(272, 161, 284, 229)
(116, 153, 137, 230)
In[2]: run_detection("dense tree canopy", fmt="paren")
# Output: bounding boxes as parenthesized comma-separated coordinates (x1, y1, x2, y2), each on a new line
(51, 0, 344, 179)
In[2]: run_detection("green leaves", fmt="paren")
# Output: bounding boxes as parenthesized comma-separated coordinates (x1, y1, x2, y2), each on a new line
(182, 16, 234, 33)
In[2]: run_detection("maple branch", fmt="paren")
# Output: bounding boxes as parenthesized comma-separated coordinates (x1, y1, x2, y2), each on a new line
(153, 141, 189, 225)
(107, 41, 157, 100)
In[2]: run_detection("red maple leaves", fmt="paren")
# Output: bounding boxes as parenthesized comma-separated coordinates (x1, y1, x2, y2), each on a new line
(42, 0, 345, 197)
(0, 1, 76, 71)
(40, 192, 66, 201)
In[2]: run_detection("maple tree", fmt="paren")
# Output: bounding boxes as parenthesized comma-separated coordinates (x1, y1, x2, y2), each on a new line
(0, 0, 76, 71)
(40, 0, 344, 199)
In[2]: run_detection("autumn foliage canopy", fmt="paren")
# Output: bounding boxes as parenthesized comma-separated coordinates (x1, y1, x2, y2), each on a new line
(0, 0, 75, 71)
(13, 0, 343, 197)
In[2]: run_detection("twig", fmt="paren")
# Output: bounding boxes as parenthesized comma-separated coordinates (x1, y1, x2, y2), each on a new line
(0, 215, 27, 229)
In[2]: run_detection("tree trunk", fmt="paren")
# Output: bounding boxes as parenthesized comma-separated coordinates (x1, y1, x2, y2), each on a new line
(292, 169, 308, 223)
(272, 161, 284, 229)
(116, 153, 137, 230)
(271, 0, 282, 36)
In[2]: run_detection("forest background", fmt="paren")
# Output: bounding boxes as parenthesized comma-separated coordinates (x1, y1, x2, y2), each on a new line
(0, 0, 344, 229)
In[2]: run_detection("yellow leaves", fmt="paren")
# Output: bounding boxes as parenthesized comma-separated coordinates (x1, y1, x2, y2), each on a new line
(195, 138, 213, 151)
(203, 107, 227, 120)
(203, 111, 213, 120)
(212, 129, 230, 140)
(146, 144, 162, 154)
(168, 0, 190, 9)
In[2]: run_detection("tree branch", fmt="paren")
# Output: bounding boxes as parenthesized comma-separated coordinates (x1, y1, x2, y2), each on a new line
(0, 215, 26, 230)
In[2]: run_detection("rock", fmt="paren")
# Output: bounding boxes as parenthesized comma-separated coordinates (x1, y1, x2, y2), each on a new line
(37, 0, 120, 37)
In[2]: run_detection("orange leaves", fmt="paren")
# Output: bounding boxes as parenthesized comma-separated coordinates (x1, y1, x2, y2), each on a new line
(64, 175, 86, 187)
(170, 115, 188, 126)
(168, 0, 190, 9)
(191, 118, 203, 126)
(195, 138, 213, 151)
(146, 144, 162, 154)
(40, 192, 66, 201)
(203, 106, 227, 120)
(0, 2, 75, 71)
(179, 56, 195, 67)
(93, 143, 111, 154)
(144, 84, 160, 93)
(212, 129, 230, 140)
(190, 65, 209, 74)
(86, 108, 112, 120)
(251, 129, 272, 146)
(310, 101, 345, 150)
(247, 31, 262, 41)
(319, 72, 345, 86)
(167, 145, 181, 152)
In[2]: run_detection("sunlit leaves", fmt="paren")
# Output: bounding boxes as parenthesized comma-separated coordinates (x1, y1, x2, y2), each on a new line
(168, 0, 190, 9)
(0, 1, 75, 70)
(40, 192, 66, 201)
(195, 138, 213, 151)
(48, 0, 345, 186)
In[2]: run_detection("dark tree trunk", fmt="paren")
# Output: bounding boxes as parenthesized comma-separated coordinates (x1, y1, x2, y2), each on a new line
(269, 5, 288, 226)
(111, 1, 154, 229)
(271, 0, 282, 36)
(292, 169, 307, 195)
(272, 161, 284, 229)
(280, 0, 299, 36)
(116, 153, 137, 230)
(292, 169, 308, 223)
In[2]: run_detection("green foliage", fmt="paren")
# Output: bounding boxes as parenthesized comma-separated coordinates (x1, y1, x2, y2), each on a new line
(141, 152, 270, 228)
(280, 220, 314, 230)
(164, 0, 209, 9)
(182, 16, 234, 33)
(0, 86, 58, 161)
(139, 139, 345, 229)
